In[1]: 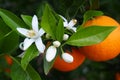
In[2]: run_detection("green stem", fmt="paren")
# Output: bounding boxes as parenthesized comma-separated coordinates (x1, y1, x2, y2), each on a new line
(60, 42, 66, 54)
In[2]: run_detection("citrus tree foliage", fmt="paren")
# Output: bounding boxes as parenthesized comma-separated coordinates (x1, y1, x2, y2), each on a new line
(0, 0, 119, 80)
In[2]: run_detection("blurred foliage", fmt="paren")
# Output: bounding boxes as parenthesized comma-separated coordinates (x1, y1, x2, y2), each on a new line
(0, 0, 120, 80)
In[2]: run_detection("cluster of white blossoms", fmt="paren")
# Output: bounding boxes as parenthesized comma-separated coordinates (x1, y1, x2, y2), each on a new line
(17, 15, 77, 63)
(45, 40, 73, 63)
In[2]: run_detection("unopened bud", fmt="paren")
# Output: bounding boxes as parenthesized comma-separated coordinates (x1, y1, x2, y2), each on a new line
(72, 19, 77, 25)
(46, 33, 51, 39)
(53, 41, 61, 47)
(46, 46, 57, 62)
(62, 53, 73, 63)
(63, 34, 69, 40)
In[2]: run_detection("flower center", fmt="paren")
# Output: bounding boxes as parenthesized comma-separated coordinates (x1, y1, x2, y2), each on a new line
(28, 30, 36, 37)
(27, 30, 39, 38)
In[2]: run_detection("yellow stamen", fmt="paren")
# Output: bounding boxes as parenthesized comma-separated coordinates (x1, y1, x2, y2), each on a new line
(27, 30, 36, 37)
(72, 19, 77, 24)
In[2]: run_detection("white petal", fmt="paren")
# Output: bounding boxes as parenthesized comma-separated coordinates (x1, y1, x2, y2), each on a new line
(62, 53, 73, 63)
(17, 52, 25, 58)
(59, 15, 67, 22)
(17, 28, 29, 37)
(68, 19, 77, 28)
(35, 37, 45, 53)
(23, 38, 35, 50)
(19, 42, 24, 50)
(39, 28, 45, 36)
(71, 27, 77, 32)
(46, 46, 57, 62)
(63, 22, 68, 27)
(32, 15, 39, 32)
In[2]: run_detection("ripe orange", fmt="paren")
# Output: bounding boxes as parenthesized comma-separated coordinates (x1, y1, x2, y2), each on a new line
(116, 72, 120, 80)
(79, 15, 120, 61)
(53, 47, 85, 72)
(4, 55, 13, 65)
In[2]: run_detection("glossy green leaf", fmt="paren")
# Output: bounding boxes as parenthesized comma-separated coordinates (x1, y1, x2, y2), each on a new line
(41, 4, 58, 39)
(0, 8, 27, 32)
(0, 31, 19, 54)
(21, 15, 32, 28)
(66, 26, 116, 46)
(11, 58, 42, 80)
(37, 1, 47, 18)
(21, 44, 39, 70)
(0, 18, 11, 40)
(55, 18, 64, 42)
(26, 64, 42, 80)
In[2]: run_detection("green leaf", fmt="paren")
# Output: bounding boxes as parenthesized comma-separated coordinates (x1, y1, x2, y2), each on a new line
(11, 59, 31, 80)
(26, 64, 42, 80)
(37, 1, 47, 18)
(83, 10, 104, 23)
(43, 46, 59, 75)
(66, 26, 116, 46)
(55, 18, 64, 42)
(11, 58, 42, 80)
(0, 31, 19, 54)
(0, 18, 11, 40)
(44, 54, 56, 75)
(21, 44, 39, 70)
(21, 15, 32, 28)
(41, 4, 59, 39)
(0, 8, 27, 32)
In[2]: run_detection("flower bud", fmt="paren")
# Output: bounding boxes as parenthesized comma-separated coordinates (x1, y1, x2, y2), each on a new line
(53, 41, 61, 47)
(63, 34, 69, 40)
(62, 53, 73, 63)
(46, 46, 57, 62)
(70, 19, 77, 26)
(46, 33, 51, 39)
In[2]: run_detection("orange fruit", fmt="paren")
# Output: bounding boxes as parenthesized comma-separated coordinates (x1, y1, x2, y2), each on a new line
(79, 15, 120, 61)
(116, 72, 120, 80)
(4, 55, 13, 65)
(53, 47, 85, 72)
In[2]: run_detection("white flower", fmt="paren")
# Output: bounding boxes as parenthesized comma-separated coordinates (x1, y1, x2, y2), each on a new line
(17, 15, 45, 53)
(62, 53, 73, 63)
(45, 41, 61, 62)
(46, 46, 57, 62)
(59, 15, 77, 32)
(63, 34, 69, 41)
